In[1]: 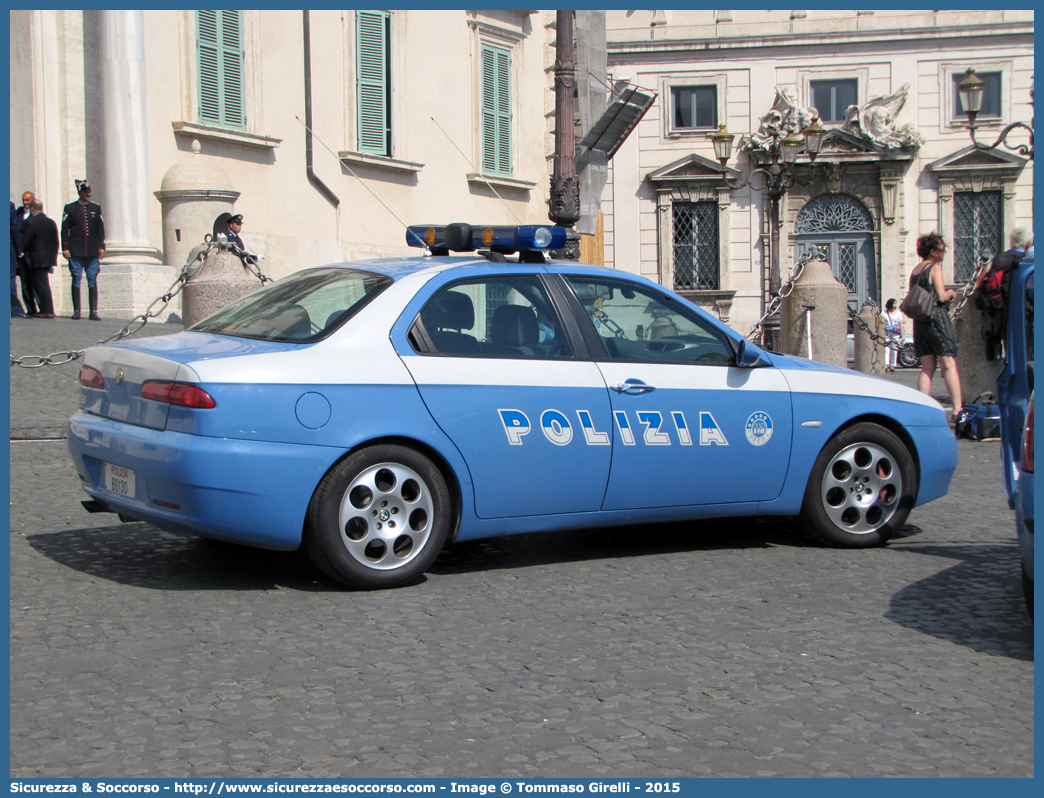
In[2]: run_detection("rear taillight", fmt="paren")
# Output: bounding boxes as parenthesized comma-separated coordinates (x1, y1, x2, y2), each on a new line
(141, 380, 217, 409)
(1020, 399, 1034, 473)
(78, 365, 105, 389)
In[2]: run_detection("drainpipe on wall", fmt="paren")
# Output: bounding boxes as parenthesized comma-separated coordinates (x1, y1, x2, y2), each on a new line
(303, 10, 339, 208)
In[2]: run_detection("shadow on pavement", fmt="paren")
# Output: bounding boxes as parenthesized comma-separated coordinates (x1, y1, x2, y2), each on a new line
(25, 522, 335, 593)
(431, 516, 819, 575)
(26, 516, 818, 592)
(885, 542, 1033, 661)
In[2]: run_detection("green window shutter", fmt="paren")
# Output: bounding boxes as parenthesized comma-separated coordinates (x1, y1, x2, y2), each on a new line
(357, 11, 390, 156)
(197, 10, 244, 130)
(481, 44, 511, 176)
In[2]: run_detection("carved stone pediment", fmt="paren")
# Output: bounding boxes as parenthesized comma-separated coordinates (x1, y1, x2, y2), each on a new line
(794, 129, 917, 166)
(928, 144, 1027, 176)
(647, 153, 738, 186)
(818, 129, 878, 153)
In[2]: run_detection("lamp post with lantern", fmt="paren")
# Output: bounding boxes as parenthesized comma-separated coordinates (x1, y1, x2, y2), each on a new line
(710, 117, 825, 347)
(956, 68, 1033, 162)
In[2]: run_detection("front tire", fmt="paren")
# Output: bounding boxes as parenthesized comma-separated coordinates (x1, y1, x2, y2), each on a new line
(305, 444, 451, 589)
(898, 344, 920, 369)
(798, 422, 917, 548)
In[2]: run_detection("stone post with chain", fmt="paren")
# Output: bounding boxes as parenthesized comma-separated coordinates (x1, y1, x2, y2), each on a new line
(953, 292, 1003, 403)
(779, 259, 847, 367)
(182, 248, 263, 328)
(852, 302, 881, 374)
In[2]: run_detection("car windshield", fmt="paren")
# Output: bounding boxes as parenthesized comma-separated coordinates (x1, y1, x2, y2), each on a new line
(190, 268, 392, 343)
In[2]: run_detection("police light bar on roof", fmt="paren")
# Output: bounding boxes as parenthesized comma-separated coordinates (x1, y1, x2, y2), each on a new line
(406, 223, 567, 254)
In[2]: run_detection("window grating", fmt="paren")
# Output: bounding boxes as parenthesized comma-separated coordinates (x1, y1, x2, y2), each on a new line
(672, 202, 719, 291)
(954, 191, 1002, 282)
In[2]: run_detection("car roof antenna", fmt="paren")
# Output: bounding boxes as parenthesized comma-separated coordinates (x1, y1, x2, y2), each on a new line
(294, 115, 429, 254)
(431, 116, 524, 226)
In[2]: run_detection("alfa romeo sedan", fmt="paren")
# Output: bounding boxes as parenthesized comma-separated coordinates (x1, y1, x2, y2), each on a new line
(68, 224, 958, 589)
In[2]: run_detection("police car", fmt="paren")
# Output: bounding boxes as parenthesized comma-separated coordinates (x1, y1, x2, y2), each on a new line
(68, 224, 958, 589)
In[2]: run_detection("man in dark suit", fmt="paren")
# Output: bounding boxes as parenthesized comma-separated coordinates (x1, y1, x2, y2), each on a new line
(10, 201, 26, 317)
(20, 199, 58, 318)
(15, 190, 39, 314)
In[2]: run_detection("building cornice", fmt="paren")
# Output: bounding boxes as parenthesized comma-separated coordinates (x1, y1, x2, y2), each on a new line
(608, 22, 1034, 59)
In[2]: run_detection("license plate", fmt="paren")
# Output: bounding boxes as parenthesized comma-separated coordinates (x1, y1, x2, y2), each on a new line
(103, 463, 136, 497)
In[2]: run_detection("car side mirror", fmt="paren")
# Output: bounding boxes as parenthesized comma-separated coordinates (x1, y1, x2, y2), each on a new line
(735, 338, 768, 368)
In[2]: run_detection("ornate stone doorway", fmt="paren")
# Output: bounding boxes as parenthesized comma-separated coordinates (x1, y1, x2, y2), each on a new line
(795, 193, 876, 310)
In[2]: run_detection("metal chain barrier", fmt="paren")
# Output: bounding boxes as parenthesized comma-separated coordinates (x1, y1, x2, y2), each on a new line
(846, 251, 992, 371)
(11, 239, 272, 369)
(948, 252, 991, 321)
(746, 250, 816, 343)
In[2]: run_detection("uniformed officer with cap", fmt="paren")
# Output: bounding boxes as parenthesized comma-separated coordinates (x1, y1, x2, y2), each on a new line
(61, 179, 106, 320)
(226, 214, 246, 251)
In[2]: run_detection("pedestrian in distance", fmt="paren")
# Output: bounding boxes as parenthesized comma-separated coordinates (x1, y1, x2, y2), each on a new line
(61, 179, 106, 320)
(15, 191, 41, 315)
(909, 233, 962, 423)
(880, 298, 904, 372)
(19, 199, 58, 318)
(994, 227, 1034, 338)
(10, 200, 26, 318)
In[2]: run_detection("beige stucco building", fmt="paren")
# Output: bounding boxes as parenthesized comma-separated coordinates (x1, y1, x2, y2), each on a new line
(10, 10, 560, 319)
(601, 9, 1034, 334)
(10, 9, 1034, 337)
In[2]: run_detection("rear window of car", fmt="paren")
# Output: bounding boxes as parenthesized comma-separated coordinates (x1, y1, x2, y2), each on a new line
(190, 268, 392, 343)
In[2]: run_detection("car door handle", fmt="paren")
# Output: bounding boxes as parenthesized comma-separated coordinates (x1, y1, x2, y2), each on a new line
(610, 379, 656, 395)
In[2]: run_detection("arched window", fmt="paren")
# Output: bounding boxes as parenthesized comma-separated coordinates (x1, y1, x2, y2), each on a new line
(795, 194, 873, 234)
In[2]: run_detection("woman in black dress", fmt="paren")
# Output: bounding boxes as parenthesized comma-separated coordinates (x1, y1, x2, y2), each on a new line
(909, 232, 962, 421)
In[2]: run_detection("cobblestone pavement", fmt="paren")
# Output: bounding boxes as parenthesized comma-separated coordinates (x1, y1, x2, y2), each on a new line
(9, 317, 1033, 778)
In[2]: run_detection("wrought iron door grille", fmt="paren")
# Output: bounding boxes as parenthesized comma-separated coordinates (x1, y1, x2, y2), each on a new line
(954, 191, 1002, 282)
(672, 202, 719, 291)
(836, 244, 857, 291)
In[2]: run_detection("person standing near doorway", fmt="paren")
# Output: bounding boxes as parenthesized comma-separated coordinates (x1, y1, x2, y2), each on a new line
(61, 179, 106, 320)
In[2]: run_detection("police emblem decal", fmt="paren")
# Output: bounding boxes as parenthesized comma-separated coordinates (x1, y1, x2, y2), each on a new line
(745, 411, 773, 446)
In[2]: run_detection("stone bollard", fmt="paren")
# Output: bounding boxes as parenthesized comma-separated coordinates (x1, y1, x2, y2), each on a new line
(852, 302, 883, 374)
(953, 303, 1003, 404)
(780, 259, 848, 367)
(181, 248, 261, 328)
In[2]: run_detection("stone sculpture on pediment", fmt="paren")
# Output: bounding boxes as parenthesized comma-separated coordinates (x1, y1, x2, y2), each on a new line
(843, 83, 924, 150)
(745, 86, 817, 153)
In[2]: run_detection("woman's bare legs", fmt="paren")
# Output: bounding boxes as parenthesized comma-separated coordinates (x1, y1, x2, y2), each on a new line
(938, 355, 962, 417)
(917, 354, 937, 395)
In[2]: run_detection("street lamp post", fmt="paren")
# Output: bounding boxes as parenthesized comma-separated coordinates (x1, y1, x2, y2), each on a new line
(956, 68, 1034, 161)
(710, 117, 825, 347)
(549, 10, 581, 260)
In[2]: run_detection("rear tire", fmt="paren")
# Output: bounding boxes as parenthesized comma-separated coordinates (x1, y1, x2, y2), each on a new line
(305, 444, 451, 589)
(798, 422, 917, 548)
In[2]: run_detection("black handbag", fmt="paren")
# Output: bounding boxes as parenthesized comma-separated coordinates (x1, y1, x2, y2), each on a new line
(900, 268, 938, 321)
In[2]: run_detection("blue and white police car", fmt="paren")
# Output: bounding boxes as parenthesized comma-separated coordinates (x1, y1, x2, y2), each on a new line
(68, 224, 958, 589)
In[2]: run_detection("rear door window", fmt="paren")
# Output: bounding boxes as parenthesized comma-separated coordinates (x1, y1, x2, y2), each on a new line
(411, 274, 571, 359)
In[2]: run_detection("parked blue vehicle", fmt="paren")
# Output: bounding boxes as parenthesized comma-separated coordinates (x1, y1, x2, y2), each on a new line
(995, 247, 1033, 617)
(67, 224, 959, 589)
